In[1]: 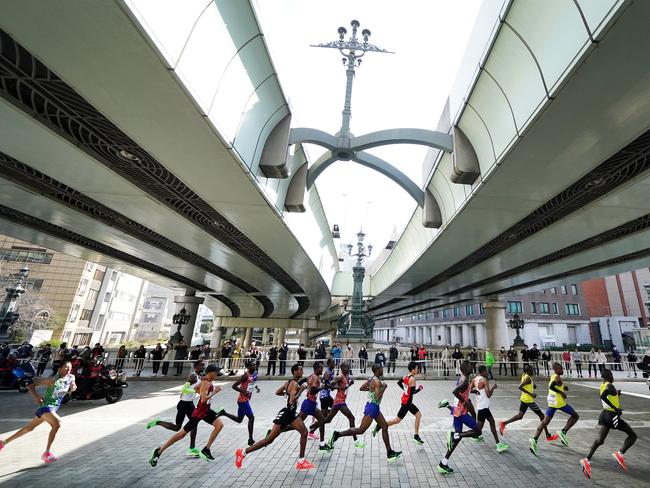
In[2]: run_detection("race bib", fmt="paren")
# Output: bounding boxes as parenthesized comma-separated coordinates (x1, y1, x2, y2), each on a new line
(547, 392, 557, 407)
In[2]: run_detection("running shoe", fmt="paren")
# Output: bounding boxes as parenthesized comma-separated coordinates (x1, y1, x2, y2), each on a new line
(546, 433, 559, 441)
(247, 438, 255, 447)
(437, 399, 450, 409)
(145, 418, 159, 429)
(318, 443, 334, 453)
(612, 451, 627, 471)
(186, 447, 200, 457)
(235, 448, 246, 469)
(470, 435, 485, 443)
(199, 447, 214, 462)
(149, 447, 160, 467)
(372, 424, 380, 437)
(296, 459, 314, 470)
(41, 452, 57, 464)
(387, 450, 402, 462)
(354, 440, 366, 449)
(558, 430, 569, 447)
(496, 441, 509, 452)
(413, 434, 424, 445)
(446, 430, 454, 451)
(580, 458, 591, 479)
(0, 440, 5, 453)
(436, 462, 453, 475)
(498, 420, 506, 436)
(328, 431, 340, 449)
(308, 431, 319, 441)
(529, 438, 538, 456)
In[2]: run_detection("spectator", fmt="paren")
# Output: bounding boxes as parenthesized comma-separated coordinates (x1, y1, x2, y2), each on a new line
(571, 349, 583, 378)
(417, 344, 428, 374)
(597, 349, 607, 373)
(278, 341, 289, 375)
(267, 344, 278, 376)
(69, 345, 79, 360)
(388, 343, 398, 374)
(331, 343, 342, 370)
(612, 346, 622, 371)
(626, 349, 637, 378)
(485, 349, 494, 380)
(521, 345, 530, 370)
(161, 341, 172, 376)
(507, 346, 518, 376)
(248, 342, 259, 365)
(468, 348, 478, 374)
(562, 349, 572, 377)
(79, 346, 92, 362)
(588, 348, 597, 378)
(36, 344, 52, 376)
(15, 342, 33, 360)
(189, 345, 202, 361)
(441, 346, 450, 376)
(150, 343, 164, 376)
(230, 342, 242, 373)
(541, 349, 551, 376)
(115, 345, 127, 372)
(0, 343, 10, 360)
(91, 343, 104, 359)
(133, 345, 146, 376)
(374, 349, 386, 367)
(174, 340, 188, 376)
(498, 347, 507, 376)
(358, 345, 368, 374)
(52, 342, 68, 375)
(410, 344, 418, 365)
(530, 343, 541, 375)
(451, 347, 463, 376)
(297, 343, 307, 367)
(314, 341, 326, 360)
(201, 344, 211, 360)
(343, 344, 354, 373)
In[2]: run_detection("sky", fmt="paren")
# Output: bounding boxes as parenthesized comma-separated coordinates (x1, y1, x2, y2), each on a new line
(254, 0, 482, 265)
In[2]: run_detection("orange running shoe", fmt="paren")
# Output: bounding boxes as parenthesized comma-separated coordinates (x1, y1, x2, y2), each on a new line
(580, 458, 591, 479)
(235, 448, 246, 469)
(546, 433, 559, 441)
(296, 459, 314, 470)
(612, 451, 627, 471)
(499, 421, 506, 436)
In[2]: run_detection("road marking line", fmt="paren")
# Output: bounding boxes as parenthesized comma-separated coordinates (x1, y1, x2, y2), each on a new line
(570, 382, 650, 399)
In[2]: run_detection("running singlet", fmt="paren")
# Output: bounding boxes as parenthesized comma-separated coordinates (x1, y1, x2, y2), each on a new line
(600, 381, 620, 412)
(320, 368, 333, 398)
(367, 377, 381, 405)
(238, 371, 257, 402)
(334, 374, 349, 405)
(400, 374, 414, 405)
(452, 376, 470, 417)
(180, 376, 201, 402)
(473, 377, 489, 410)
(547, 373, 566, 408)
(191, 379, 214, 419)
(306, 373, 320, 401)
(42, 374, 75, 408)
(519, 373, 534, 403)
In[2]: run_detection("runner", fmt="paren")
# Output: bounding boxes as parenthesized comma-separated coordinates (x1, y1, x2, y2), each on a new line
(529, 362, 580, 456)
(235, 364, 314, 471)
(580, 368, 637, 479)
(328, 363, 402, 462)
(146, 360, 205, 457)
(436, 360, 482, 475)
(149, 364, 224, 466)
(499, 364, 558, 442)
(216, 361, 260, 446)
(308, 362, 365, 448)
(372, 361, 424, 445)
(0, 361, 76, 463)
(296, 361, 331, 452)
(308, 358, 335, 440)
(472, 365, 509, 452)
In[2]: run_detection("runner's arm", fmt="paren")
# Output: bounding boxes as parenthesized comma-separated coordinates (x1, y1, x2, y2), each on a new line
(549, 381, 566, 398)
(27, 377, 52, 403)
(359, 379, 370, 391)
(275, 382, 288, 396)
(601, 384, 622, 414)
(408, 375, 422, 395)
(232, 374, 246, 394)
(517, 376, 532, 396)
(375, 379, 388, 401)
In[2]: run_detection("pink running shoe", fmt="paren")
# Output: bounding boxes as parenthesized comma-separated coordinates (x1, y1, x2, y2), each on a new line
(296, 459, 314, 470)
(307, 431, 319, 440)
(235, 448, 246, 469)
(42, 452, 57, 463)
(612, 451, 627, 471)
(0, 440, 5, 453)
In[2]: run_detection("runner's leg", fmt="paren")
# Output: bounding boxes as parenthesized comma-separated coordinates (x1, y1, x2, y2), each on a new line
(2, 416, 45, 444)
(41, 412, 61, 452)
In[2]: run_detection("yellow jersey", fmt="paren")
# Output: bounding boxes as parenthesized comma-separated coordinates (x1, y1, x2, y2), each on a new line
(547, 373, 565, 408)
(600, 381, 620, 412)
(520, 373, 534, 403)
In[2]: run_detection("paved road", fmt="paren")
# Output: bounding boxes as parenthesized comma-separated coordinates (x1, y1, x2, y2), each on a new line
(0, 376, 648, 488)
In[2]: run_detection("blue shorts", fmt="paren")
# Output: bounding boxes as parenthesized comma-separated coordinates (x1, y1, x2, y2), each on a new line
(35, 405, 59, 417)
(300, 399, 317, 416)
(545, 404, 576, 418)
(453, 413, 477, 432)
(363, 402, 380, 419)
(237, 401, 254, 417)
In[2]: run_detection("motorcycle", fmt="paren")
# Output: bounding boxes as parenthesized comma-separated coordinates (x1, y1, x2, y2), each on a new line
(63, 363, 128, 404)
(0, 360, 35, 392)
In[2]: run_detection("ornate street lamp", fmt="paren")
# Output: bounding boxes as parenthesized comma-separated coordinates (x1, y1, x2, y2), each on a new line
(170, 307, 190, 345)
(508, 313, 526, 347)
(0, 266, 29, 340)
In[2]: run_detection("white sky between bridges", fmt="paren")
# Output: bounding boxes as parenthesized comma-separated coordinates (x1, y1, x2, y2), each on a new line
(254, 0, 481, 266)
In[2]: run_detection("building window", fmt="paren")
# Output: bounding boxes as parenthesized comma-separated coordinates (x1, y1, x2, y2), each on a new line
(561, 285, 567, 295)
(565, 303, 580, 315)
(69, 304, 80, 322)
(453, 306, 461, 318)
(142, 312, 159, 324)
(80, 309, 93, 321)
(433, 311, 439, 319)
(552, 303, 559, 314)
(86, 289, 99, 304)
(506, 301, 523, 314)
(570, 284, 578, 295)
(0, 247, 53, 264)
(538, 302, 550, 314)
(531, 302, 537, 314)
(465, 304, 474, 316)
(78, 279, 89, 297)
(442, 309, 449, 319)
(479, 303, 485, 315)
(550, 287, 556, 294)
(93, 269, 105, 281)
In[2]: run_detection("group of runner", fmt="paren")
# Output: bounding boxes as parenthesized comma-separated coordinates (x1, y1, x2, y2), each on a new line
(0, 357, 639, 480)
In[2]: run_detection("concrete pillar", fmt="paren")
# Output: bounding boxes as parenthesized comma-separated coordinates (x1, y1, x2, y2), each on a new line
(243, 327, 253, 348)
(330, 330, 337, 344)
(476, 323, 487, 349)
(462, 324, 471, 347)
(277, 328, 286, 346)
(449, 325, 458, 346)
(225, 328, 234, 340)
(300, 328, 309, 346)
(209, 318, 223, 349)
(262, 328, 269, 345)
(172, 290, 204, 344)
(485, 300, 509, 351)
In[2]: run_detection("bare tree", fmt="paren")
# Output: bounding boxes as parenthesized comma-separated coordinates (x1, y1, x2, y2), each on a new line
(10, 293, 55, 341)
